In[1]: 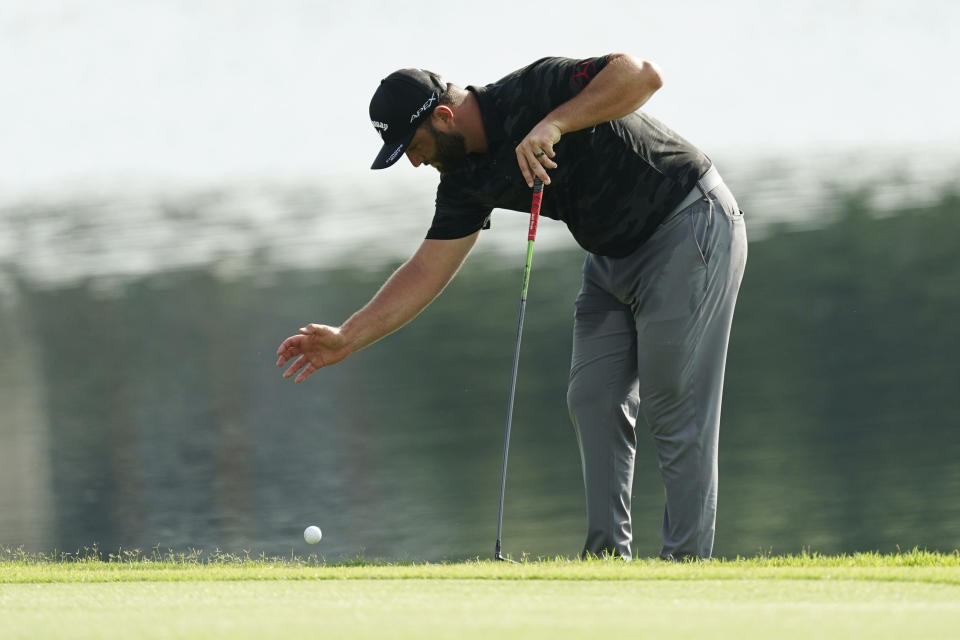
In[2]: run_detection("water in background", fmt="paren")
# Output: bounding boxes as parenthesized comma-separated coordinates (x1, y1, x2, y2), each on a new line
(1, 150, 959, 560)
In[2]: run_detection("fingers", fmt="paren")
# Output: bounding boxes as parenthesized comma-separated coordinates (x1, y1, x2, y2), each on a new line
(282, 354, 310, 379)
(276, 335, 303, 367)
(515, 121, 561, 187)
(300, 323, 331, 336)
(515, 141, 557, 188)
(281, 355, 320, 383)
(295, 363, 318, 383)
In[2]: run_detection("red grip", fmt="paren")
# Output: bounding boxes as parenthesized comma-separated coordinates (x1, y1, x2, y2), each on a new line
(528, 182, 544, 241)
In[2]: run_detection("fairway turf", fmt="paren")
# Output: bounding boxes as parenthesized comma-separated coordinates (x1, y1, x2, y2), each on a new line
(2, 550, 959, 639)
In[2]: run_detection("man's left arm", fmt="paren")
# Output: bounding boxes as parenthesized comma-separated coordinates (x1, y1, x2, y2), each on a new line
(516, 54, 664, 187)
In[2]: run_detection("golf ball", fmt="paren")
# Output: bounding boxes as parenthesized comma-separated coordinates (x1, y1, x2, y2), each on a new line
(303, 525, 322, 544)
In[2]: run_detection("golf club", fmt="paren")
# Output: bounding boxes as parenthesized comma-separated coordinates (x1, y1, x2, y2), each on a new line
(494, 175, 544, 563)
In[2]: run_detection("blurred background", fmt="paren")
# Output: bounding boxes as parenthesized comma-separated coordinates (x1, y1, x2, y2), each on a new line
(1, 0, 958, 561)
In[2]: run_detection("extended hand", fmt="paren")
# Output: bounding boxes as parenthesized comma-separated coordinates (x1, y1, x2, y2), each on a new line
(276, 324, 350, 383)
(515, 121, 561, 188)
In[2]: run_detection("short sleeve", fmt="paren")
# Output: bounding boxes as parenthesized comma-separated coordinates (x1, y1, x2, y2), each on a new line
(521, 55, 611, 113)
(425, 179, 493, 240)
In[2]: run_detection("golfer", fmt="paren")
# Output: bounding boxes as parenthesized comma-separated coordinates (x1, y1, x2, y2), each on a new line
(276, 54, 747, 561)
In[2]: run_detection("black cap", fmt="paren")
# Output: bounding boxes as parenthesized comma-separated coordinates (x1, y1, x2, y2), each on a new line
(369, 68, 445, 170)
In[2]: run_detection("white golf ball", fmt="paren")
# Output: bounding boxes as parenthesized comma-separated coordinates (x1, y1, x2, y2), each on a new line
(303, 525, 322, 544)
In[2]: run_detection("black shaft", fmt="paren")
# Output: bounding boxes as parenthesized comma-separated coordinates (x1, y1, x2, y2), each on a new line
(495, 291, 528, 561)
(494, 177, 543, 562)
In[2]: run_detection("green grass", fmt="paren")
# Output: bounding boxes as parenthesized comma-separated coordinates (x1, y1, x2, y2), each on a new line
(2, 548, 959, 639)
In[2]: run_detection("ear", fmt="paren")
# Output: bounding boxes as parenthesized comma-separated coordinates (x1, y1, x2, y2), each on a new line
(431, 105, 455, 131)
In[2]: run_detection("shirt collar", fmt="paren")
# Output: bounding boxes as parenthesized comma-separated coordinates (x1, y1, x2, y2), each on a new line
(467, 84, 507, 151)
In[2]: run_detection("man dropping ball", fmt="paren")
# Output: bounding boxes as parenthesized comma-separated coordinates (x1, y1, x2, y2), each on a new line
(277, 54, 747, 561)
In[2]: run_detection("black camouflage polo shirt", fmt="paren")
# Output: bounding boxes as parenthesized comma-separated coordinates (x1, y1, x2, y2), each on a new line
(426, 56, 712, 257)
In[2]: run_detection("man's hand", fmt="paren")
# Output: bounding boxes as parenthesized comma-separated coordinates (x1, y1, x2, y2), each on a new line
(274, 236, 478, 385)
(515, 55, 664, 189)
(276, 324, 350, 383)
(516, 121, 561, 188)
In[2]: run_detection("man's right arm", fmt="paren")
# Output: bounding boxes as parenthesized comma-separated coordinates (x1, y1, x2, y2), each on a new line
(516, 54, 663, 187)
(276, 231, 480, 383)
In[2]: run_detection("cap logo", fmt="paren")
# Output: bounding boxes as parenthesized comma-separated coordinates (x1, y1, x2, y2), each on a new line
(386, 143, 404, 164)
(372, 120, 388, 132)
(409, 92, 438, 123)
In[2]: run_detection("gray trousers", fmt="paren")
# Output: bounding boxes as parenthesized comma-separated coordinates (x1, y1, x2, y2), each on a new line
(566, 168, 747, 560)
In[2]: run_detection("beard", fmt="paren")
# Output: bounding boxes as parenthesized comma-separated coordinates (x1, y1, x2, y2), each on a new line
(425, 121, 469, 173)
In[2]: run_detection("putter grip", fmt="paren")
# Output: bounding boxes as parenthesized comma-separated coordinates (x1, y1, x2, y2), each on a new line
(528, 178, 544, 241)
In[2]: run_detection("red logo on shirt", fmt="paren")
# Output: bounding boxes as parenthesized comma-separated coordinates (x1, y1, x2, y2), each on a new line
(571, 61, 596, 88)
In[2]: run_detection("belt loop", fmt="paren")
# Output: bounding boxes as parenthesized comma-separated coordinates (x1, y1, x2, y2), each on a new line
(696, 165, 718, 199)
